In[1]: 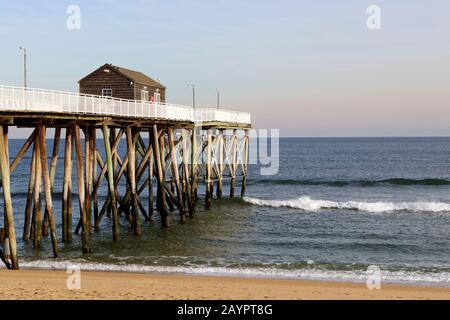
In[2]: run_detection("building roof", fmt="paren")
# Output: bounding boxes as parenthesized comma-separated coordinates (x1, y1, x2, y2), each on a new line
(79, 63, 166, 89)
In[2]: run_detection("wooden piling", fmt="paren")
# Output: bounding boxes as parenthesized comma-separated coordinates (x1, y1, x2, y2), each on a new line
(91, 127, 99, 222)
(23, 143, 36, 241)
(230, 129, 237, 198)
(127, 126, 141, 235)
(62, 127, 73, 241)
(205, 131, 212, 209)
(2, 125, 9, 243)
(148, 131, 154, 219)
(103, 124, 120, 240)
(84, 127, 92, 234)
(74, 124, 90, 253)
(49, 128, 61, 189)
(241, 129, 249, 197)
(42, 127, 61, 237)
(152, 125, 168, 227)
(38, 124, 59, 258)
(108, 128, 117, 218)
(93, 129, 123, 228)
(181, 129, 193, 216)
(32, 134, 43, 249)
(191, 126, 198, 207)
(216, 130, 224, 199)
(0, 125, 18, 269)
(168, 127, 186, 221)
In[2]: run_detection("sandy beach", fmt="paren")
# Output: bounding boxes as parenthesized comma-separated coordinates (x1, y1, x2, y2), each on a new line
(0, 269, 449, 300)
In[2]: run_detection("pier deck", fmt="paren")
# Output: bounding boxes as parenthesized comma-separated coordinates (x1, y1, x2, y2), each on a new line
(0, 84, 251, 269)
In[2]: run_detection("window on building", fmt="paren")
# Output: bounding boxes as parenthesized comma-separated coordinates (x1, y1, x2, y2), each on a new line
(102, 86, 112, 97)
(154, 91, 161, 103)
(141, 90, 149, 101)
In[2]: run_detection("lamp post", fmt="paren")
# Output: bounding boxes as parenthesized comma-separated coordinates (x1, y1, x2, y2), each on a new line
(188, 84, 196, 109)
(19, 46, 27, 88)
(216, 88, 220, 110)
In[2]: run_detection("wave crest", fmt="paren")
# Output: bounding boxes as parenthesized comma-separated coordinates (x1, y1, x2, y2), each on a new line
(243, 196, 450, 213)
(253, 178, 450, 187)
(18, 259, 450, 286)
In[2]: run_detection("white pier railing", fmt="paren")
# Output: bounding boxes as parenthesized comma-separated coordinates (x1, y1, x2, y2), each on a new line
(0, 85, 251, 125)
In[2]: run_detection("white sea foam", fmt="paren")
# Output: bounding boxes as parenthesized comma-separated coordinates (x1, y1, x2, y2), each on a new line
(15, 259, 450, 287)
(243, 196, 450, 213)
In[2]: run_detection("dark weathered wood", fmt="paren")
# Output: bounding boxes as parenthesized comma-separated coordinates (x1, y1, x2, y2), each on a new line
(108, 128, 117, 218)
(38, 124, 59, 258)
(88, 127, 95, 229)
(191, 126, 198, 208)
(74, 124, 90, 253)
(74, 127, 94, 235)
(49, 127, 61, 189)
(241, 129, 249, 197)
(84, 127, 92, 234)
(23, 143, 36, 241)
(0, 126, 18, 269)
(127, 126, 141, 235)
(148, 131, 154, 219)
(79, 63, 166, 102)
(103, 124, 120, 240)
(181, 129, 193, 216)
(68, 133, 75, 241)
(152, 125, 168, 227)
(230, 129, 237, 198)
(92, 129, 123, 215)
(160, 131, 174, 213)
(62, 127, 73, 241)
(168, 127, 186, 221)
(2, 126, 9, 240)
(217, 130, 224, 199)
(42, 127, 61, 237)
(32, 134, 43, 249)
(92, 130, 99, 222)
(205, 131, 212, 209)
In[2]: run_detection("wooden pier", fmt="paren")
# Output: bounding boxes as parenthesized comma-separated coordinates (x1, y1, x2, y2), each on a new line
(0, 85, 251, 269)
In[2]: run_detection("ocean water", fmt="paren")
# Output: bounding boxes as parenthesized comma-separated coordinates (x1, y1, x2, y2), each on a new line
(2, 137, 450, 286)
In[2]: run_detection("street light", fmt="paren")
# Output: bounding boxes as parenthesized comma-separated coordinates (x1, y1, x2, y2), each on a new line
(187, 84, 196, 109)
(19, 46, 27, 88)
(216, 88, 220, 110)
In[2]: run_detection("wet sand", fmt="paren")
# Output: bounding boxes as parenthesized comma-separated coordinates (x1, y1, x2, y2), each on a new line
(0, 269, 449, 300)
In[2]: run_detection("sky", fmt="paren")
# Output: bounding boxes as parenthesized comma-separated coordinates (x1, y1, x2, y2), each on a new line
(0, 0, 450, 137)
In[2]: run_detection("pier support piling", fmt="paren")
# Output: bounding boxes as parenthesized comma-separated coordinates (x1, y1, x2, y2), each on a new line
(127, 126, 142, 235)
(32, 133, 43, 249)
(103, 124, 120, 241)
(62, 126, 73, 241)
(205, 131, 212, 209)
(241, 129, 249, 197)
(0, 125, 18, 269)
(230, 129, 237, 198)
(74, 124, 90, 253)
(153, 125, 168, 227)
(23, 142, 36, 241)
(38, 124, 59, 258)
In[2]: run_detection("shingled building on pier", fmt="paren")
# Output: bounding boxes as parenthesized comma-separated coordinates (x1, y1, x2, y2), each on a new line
(78, 63, 166, 103)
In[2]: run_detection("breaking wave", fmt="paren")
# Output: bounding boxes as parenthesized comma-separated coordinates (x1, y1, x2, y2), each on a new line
(243, 196, 450, 213)
(252, 178, 450, 187)
(16, 259, 450, 287)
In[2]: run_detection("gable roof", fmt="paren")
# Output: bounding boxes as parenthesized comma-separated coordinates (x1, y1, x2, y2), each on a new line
(79, 63, 166, 89)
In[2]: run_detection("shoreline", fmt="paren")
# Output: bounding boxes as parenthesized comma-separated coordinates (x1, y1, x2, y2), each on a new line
(15, 260, 450, 289)
(16, 266, 450, 289)
(1, 269, 449, 300)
